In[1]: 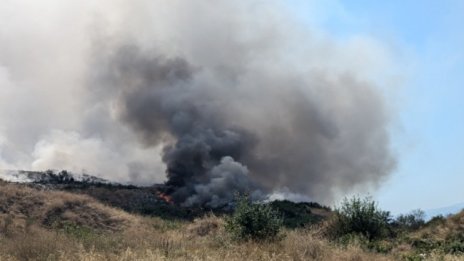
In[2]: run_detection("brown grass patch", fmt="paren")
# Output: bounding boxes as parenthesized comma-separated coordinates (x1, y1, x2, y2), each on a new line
(0, 180, 135, 234)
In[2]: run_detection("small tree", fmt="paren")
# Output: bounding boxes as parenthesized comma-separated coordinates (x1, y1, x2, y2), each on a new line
(394, 209, 425, 231)
(328, 196, 391, 241)
(225, 196, 283, 241)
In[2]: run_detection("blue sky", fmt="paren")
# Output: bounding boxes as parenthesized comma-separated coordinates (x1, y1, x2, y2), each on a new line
(286, 0, 464, 214)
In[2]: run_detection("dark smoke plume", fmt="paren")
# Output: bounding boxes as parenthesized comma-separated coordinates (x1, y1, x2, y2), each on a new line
(91, 46, 264, 206)
(0, 1, 396, 206)
(90, 39, 395, 206)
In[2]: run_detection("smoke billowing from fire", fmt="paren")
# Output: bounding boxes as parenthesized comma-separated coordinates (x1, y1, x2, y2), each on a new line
(0, 1, 396, 206)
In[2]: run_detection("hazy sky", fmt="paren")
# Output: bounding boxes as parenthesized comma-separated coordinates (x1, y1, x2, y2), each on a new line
(286, 0, 464, 213)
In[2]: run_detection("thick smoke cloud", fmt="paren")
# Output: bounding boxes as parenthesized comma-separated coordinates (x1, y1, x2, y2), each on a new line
(0, 0, 396, 205)
(90, 45, 263, 206)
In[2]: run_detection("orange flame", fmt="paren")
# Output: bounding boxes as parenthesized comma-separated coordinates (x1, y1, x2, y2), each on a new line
(156, 191, 174, 204)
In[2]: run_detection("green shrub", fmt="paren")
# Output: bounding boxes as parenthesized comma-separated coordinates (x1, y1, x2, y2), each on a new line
(443, 240, 464, 254)
(328, 196, 391, 241)
(425, 215, 446, 227)
(225, 196, 283, 241)
(60, 221, 96, 240)
(394, 209, 425, 231)
(411, 238, 441, 253)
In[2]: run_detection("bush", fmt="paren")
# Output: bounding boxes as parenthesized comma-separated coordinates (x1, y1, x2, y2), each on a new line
(327, 196, 391, 241)
(225, 196, 283, 241)
(426, 215, 446, 226)
(269, 200, 325, 228)
(394, 209, 425, 231)
(443, 240, 464, 254)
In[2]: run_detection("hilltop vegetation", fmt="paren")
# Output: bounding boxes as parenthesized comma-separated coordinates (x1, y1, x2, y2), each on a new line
(0, 179, 463, 260)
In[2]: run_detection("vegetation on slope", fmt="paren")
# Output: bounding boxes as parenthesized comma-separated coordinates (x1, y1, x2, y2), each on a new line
(0, 182, 392, 261)
(1, 179, 464, 260)
(269, 200, 330, 228)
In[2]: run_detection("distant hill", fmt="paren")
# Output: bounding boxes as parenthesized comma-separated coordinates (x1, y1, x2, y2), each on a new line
(424, 202, 464, 220)
(0, 169, 111, 185)
(0, 170, 331, 225)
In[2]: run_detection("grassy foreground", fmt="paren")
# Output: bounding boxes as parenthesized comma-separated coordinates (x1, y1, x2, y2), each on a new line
(0, 181, 463, 260)
(0, 215, 395, 261)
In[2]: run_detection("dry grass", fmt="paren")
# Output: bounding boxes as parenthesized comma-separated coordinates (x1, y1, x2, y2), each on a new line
(0, 213, 397, 261)
(0, 180, 135, 233)
(1, 181, 464, 260)
(412, 211, 464, 242)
